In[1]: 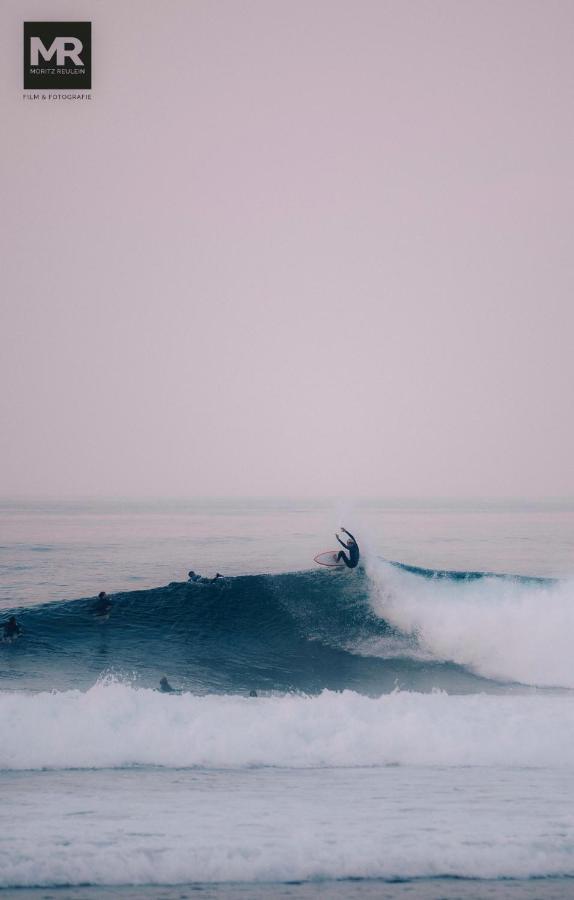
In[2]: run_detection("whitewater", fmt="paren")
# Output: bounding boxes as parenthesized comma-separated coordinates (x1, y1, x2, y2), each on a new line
(2, 684, 574, 770)
(1, 498, 574, 898)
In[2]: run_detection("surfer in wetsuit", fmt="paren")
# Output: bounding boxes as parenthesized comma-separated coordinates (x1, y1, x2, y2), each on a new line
(159, 676, 175, 693)
(3, 616, 22, 641)
(335, 527, 360, 569)
(93, 591, 112, 618)
(188, 571, 224, 584)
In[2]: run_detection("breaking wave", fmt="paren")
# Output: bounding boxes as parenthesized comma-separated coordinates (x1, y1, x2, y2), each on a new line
(367, 560, 574, 688)
(2, 681, 574, 771)
(2, 560, 573, 693)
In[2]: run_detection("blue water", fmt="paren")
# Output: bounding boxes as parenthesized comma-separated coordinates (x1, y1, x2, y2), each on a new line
(1, 568, 529, 695)
(1, 499, 574, 896)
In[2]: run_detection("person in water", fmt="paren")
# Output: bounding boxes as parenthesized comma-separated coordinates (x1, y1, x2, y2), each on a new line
(93, 591, 112, 617)
(335, 527, 360, 569)
(188, 571, 224, 584)
(159, 676, 175, 693)
(3, 616, 22, 640)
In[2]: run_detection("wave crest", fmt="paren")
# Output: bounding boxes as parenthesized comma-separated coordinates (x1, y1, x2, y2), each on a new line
(368, 560, 574, 688)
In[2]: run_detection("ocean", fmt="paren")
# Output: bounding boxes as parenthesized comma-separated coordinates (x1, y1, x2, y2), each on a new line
(1, 498, 574, 899)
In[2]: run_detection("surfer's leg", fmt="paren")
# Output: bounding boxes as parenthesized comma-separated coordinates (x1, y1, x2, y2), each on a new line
(336, 551, 352, 568)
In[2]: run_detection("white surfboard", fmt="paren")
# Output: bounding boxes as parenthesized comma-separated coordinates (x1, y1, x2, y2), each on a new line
(314, 550, 345, 568)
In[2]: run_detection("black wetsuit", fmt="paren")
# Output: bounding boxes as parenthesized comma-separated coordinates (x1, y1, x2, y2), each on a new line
(93, 597, 112, 617)
(189, 573, 224, 584)
(3, 619, 21, 639)
(336, 531, 360, 569)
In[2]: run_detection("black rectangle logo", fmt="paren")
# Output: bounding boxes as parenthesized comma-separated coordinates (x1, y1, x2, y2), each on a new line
(24, 22, 91, 89)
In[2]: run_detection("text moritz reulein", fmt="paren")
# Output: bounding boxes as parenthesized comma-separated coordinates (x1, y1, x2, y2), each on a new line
(23, 22, 91, 89)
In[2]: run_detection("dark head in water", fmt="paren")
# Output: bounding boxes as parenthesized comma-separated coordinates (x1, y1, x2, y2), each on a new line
(159, 676, 175, 693)
(98, 592, 107, 600)
(249, 689, 258, 698)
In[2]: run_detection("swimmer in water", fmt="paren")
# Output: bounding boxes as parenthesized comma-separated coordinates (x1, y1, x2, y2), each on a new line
(335, 527, 360, 569)
(159, 676, 175, 693)
(3, 616, 22, 641)
(93, 591, 112, 618)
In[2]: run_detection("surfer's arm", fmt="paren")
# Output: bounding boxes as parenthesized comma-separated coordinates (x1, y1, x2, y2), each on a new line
(341, 528, 357, 543)
(335, 534, 347, 548)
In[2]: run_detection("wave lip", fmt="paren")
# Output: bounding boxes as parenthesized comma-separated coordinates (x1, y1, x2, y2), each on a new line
(2, 683, 574, 771)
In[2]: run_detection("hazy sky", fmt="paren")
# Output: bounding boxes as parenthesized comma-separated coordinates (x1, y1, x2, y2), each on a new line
(2, 0, 573, 499)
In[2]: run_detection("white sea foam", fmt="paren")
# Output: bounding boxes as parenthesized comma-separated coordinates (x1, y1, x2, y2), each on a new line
(1, 759, 574, 887)
(367, 560, 574, 688)
(1, 681, 574, 770)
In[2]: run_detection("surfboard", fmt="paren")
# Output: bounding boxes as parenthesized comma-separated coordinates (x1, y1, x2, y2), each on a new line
(94, 611, 111, 623)
(314, 550, 345, 568)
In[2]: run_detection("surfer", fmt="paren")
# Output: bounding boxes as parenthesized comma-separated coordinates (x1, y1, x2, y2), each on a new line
(2, 616, 22, 641)
(159, 676, 175, 693)
(335, 527, 360, 569)
(93, 591, 112, 618)
(188, 571, 225, 584)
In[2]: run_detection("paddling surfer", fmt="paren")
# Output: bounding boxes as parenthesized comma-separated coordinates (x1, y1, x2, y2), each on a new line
(335, 527, 360, 569)
(188, 571, 224, 584)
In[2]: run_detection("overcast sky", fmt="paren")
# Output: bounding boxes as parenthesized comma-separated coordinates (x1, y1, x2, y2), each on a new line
(1, 0, 573, 499)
